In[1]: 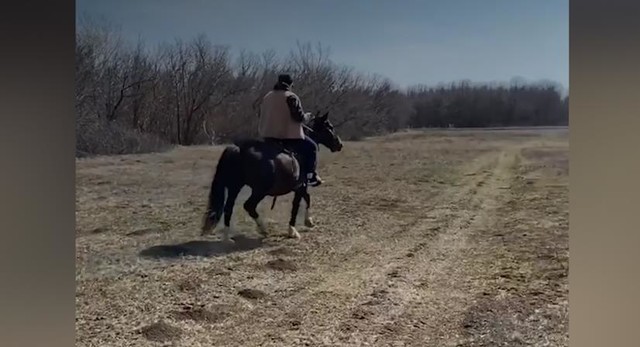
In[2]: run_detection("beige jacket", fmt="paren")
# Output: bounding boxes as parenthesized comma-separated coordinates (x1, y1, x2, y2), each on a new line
(258, 87, 307, 139)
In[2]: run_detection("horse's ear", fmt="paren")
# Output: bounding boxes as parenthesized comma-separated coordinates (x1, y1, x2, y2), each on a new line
(320, 112, 329, 121)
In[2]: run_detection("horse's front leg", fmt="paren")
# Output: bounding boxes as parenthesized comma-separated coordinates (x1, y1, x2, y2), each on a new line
(302, 189, 315, 228)
(288, 189, 303, 239)
(220, 183, 242, 243)
(244, 189, 268, 237)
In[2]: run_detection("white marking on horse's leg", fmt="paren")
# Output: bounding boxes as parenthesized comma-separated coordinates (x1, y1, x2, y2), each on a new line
(201, 226, 212, 236)
(288, 225, 301, 239)
(201, 213, 216, 236)
(254, 217, 268, 236)
(304, 208, 315, 228)
(221, 226, 234, 243)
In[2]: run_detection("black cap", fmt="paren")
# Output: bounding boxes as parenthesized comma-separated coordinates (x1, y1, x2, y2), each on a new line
(277, 74, 293, 86)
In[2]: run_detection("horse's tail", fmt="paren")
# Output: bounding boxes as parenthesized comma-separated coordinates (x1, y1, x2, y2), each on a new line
(202, 146, 239, 232)
(270, 196, 277, 210)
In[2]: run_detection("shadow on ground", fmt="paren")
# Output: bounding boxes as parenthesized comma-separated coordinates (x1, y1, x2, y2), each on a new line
(139, 234, 264, 258)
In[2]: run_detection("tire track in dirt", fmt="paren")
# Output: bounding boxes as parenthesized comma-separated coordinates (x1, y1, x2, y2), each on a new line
(237, 149, 515, 346)
(458, 141, 569, 347)
(191, 150, 506, 346)
(337, 148, 522, 346)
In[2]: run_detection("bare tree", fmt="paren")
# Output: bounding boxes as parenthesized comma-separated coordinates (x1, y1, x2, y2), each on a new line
(75, 28, 568, 156)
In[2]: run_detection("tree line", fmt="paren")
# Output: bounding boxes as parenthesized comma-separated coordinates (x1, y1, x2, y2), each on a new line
(75, 22, 568, 156)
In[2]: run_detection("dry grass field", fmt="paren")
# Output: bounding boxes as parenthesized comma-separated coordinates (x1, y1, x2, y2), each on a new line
(76, 128, 568, 346)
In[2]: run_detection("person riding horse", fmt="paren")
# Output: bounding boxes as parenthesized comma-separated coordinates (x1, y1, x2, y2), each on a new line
(201, 75, 342, 241)
(257, 74, 323, 187)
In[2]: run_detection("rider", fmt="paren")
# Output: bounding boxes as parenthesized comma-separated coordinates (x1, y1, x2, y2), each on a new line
(258, 74, 322, 187)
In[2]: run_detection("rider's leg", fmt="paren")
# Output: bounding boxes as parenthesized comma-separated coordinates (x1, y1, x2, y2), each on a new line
(301, 135, 322, 186)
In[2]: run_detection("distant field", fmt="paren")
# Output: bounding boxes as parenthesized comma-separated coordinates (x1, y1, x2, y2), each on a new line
(76, 127, 568, 346)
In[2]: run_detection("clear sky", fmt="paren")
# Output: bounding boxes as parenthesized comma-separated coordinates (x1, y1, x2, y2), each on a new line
(76, 0, 568, 91)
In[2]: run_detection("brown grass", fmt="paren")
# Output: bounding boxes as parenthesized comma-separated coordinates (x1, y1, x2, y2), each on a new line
(76, 127, 568, 346)
(137, 321, 182, 342)
(170, 304, 229, 323)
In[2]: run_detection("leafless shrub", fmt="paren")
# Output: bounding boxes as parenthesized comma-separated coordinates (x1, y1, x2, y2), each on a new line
(75, 24, 568, 156)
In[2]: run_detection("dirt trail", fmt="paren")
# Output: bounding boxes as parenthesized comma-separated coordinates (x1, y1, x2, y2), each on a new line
(76, 130, 568, 347)
(338, 150, 511, 345)
(248, 148, 522, 346)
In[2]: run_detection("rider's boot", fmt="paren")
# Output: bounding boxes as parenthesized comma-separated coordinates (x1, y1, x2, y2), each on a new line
(307, 172, 323, 187)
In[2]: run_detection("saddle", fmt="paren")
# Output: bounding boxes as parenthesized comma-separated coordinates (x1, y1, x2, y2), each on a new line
(263, 138, 300, 162)
(238, 138, 307, 209)
(236, 137, 306, 188)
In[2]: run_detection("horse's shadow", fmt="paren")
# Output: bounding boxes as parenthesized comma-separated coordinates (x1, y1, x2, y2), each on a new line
(139, 234, 264, 259)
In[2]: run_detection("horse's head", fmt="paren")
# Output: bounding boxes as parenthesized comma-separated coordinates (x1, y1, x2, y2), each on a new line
(307, 112, 343, 152)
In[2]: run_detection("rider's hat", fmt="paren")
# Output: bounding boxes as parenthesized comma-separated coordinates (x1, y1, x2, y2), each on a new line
(277, 74, 293, 87)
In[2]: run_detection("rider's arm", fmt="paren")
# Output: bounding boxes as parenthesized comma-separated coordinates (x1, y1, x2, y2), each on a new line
(286, 94, 308, 123)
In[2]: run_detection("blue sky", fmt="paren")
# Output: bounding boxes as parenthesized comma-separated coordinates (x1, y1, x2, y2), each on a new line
(76, 0, 568, 91)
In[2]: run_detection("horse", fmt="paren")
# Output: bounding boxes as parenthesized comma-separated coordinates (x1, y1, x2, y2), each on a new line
(201, 112, 343, 241)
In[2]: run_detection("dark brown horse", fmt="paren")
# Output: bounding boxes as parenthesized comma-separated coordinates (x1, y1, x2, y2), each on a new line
(201, 112, 343, 241)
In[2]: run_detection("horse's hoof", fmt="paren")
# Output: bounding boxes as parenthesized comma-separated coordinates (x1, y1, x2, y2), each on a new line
(256, 226, 268, 236)
(201, 215, 217, 236)
(254, 218, 268, 236)
(288, 226, 301, 239)
(304, 218, 315, 228)
(221, 227, 234, 241)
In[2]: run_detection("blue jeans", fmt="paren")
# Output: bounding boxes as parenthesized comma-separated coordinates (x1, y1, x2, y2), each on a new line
(297, 135, 318, 175)
(267, 136, 318, 176)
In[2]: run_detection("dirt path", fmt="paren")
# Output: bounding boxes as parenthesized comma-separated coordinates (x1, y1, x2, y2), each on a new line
(76, 130, 568, 347)
(237, 148, 522, 346)
(358, 149, 520, 346)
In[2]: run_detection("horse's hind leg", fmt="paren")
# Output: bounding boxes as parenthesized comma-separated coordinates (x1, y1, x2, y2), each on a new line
(221, 184, 242, 242)
(288, 189, 303, 239)
(243, 189, 268, 236)
(302, 189, 315, 228)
